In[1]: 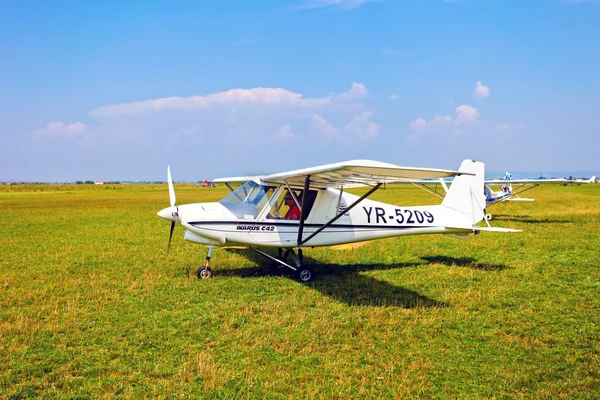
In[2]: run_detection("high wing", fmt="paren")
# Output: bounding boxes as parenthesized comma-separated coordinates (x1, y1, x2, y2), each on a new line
(407, 176, 571, 207)
(256, 159, 470, 189)
(484, 177, 569, 204)
(485, 178, 568, 185)
(213, 175, 261, 185)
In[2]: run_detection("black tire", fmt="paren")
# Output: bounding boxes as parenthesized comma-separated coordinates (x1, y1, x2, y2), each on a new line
(197, 266, 213, 279)
(295, 266, 314, 283)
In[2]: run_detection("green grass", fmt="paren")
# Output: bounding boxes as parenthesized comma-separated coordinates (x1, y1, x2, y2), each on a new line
(1, 183, 599, 398)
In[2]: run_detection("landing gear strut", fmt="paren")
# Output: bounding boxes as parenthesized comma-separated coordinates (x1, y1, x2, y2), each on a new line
(251, 247, 315, 282)
(196, 246, 214, 279)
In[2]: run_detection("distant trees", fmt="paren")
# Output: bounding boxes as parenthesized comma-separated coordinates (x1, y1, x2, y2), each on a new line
(74, 180, 121, 184)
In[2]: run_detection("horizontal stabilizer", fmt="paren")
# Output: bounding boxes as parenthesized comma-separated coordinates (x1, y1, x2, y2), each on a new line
(446, 225, 522, 233)
(507, 198, 534, 202)
(472, 226, 522, 233)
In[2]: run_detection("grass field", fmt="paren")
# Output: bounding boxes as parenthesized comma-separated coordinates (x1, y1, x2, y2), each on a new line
(1, 183, 599, 398)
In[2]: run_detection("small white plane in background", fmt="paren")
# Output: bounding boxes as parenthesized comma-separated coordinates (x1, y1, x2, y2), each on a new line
(413, 172, 575, 220)
(158, 159, 519, 282)
(571, 176, 597, 184)
(483, 172, 571, 207)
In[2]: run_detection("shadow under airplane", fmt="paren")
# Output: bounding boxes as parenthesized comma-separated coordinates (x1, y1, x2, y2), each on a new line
(194, 248, 510, 308)
(420, 255, 509, 271)
(489, 215, 573, 224)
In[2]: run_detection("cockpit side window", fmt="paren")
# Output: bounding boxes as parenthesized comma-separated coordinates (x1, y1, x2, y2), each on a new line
(219, 181, 275, 219)
(263, 188, 318, 221)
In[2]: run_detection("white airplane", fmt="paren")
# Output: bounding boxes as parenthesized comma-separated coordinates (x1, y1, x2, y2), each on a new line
(483, 172, 570, 207)
(571, 175, 597, 184)
(413, 171, 571, 220)
(158, 159, 519, 282)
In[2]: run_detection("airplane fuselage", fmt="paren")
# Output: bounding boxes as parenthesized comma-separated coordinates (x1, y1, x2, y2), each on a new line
(163, 188, 473, 248)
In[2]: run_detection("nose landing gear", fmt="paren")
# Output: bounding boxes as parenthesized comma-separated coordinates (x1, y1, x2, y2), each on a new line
(196, 246, 214, 279)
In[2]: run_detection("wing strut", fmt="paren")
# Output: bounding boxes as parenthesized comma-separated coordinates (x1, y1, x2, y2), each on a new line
(510, 183, 539, 198)
(411, 182, 446, 200)
(298, 183, 382, 247)
(297, 175, 311, 246)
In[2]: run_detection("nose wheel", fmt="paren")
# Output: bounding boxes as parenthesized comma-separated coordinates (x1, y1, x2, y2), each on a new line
(196, 246, 215, 279)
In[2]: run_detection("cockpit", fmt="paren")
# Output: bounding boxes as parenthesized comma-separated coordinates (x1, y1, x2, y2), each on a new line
(219, 180, 318, 221)
(219, 181, 275, 220)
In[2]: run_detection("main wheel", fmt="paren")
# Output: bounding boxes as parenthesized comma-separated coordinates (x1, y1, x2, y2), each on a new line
(197, 266, 213, 279)
(295, 266, 314, 283)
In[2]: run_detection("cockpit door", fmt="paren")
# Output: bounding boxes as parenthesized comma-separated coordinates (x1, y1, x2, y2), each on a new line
(250, 187, 319, 246)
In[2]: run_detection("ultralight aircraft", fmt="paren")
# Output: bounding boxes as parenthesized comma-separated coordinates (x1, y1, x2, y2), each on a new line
(158, 159, 520, 282)
(412, 171, 582, 220)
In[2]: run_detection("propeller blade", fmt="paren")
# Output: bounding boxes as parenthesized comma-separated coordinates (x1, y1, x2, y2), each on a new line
(168, 220, 176, 251)
(167, 165, 176, 207)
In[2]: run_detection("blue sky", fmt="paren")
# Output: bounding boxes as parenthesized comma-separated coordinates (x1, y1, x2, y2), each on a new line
(1, 0, 598, 182)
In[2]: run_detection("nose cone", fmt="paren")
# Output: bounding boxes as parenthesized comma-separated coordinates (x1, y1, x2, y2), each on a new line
(158, 206, 178, 222)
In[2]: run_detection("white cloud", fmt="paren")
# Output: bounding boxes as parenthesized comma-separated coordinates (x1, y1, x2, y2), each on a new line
(344, 111, 380, 140)
(409, 118, 428, 130)
(308, 111, 379, 142)
(456, 105, 479, 122)
(309, 114, 341, 138)
(389, 94, 398, 101)
(337, 82, 368, 101)
(409, 105, 479, 131)
(473, 81, 490, 99)
(91, 87, 332, 118)
(32, 122, 87, 138)
(32, 83, 379, 159)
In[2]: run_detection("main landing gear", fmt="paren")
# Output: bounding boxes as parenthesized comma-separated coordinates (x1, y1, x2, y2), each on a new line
(285, 248, 314, 283)
(195, 246, 315, 282)
(252, 247, 315, 283)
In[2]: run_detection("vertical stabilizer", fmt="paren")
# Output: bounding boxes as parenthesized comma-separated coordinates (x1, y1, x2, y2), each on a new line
(441, 160, 486, 225)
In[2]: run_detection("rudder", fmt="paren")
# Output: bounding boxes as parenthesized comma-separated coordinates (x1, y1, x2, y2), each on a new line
(441, 160, 486, 225)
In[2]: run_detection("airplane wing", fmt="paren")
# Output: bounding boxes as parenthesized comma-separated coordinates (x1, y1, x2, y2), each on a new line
(484, 178, 568, 185)
(257, 159, 470, 189)
(213, 175, 262, 184)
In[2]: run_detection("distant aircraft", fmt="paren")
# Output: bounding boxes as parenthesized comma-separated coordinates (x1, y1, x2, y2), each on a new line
(158, 159, 519, 282)
(571, 176, 597, 184)
(412, 172, 572, 220)
(483, 172, 570, 206)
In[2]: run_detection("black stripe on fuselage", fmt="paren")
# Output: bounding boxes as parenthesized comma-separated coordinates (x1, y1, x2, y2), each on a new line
(187, 221, 435, 231)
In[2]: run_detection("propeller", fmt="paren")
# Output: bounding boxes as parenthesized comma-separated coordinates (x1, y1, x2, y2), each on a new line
(168, 165, 176, 208)
(167, 165, 178, 251)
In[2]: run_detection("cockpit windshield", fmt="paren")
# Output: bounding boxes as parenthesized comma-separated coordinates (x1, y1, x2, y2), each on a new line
(219, 181, 275, 220)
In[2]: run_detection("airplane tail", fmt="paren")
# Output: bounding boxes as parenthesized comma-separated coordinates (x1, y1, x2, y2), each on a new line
(441, 160, 486, 225)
